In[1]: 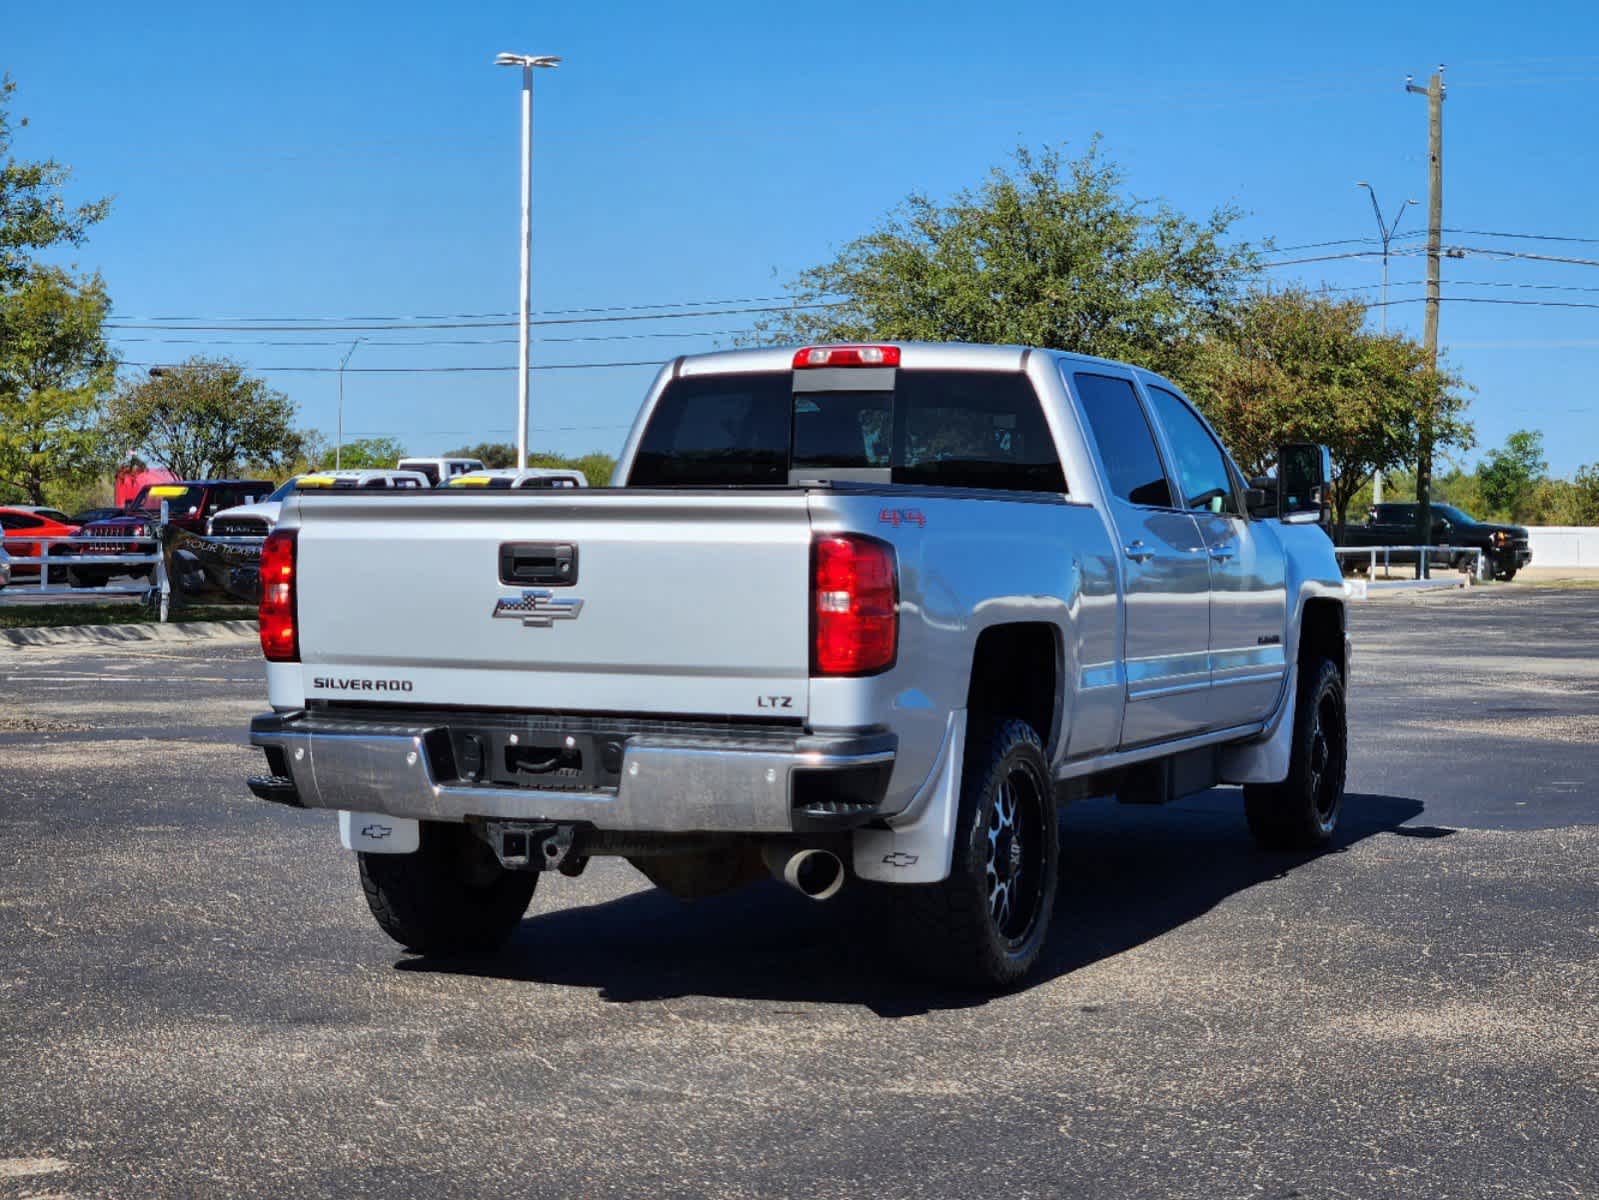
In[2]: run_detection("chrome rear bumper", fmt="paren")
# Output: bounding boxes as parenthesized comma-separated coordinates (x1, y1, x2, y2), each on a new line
(248, 710, 894, 834)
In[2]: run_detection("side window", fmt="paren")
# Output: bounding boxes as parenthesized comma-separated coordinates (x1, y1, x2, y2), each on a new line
(2, 512, 42, 530)
(1145, 387, 1239, 516)
(631, 373, 789, 486)
(893, 371, 1066, 493)
(1072, 373, 1173, 508)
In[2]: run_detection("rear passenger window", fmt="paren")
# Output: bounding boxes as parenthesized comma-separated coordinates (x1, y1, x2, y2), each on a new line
(1072, 374, 1173, 508)
(631, 373, 789, 486)
(1145, 386, 1239, 516)
(894, 372, 1065, 493)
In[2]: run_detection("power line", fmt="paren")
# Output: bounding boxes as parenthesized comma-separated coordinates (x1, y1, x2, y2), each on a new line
(342, 424, 630, 435)
(119, 358, 668, 374)
(1443, 228, 1599, 245)
(1320, 279, 1599, 296)
(1254, 248, 1427, 268)
(1449, 245, 1599, 269)
(109, 293, 832, 323)
(1364, 295, 1599, 311)
(105, 300, 842, 333)
(108, 327, 753, 348)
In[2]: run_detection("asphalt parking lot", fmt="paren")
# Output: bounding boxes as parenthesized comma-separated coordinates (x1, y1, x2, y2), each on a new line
(2, 590, 1595, 1199)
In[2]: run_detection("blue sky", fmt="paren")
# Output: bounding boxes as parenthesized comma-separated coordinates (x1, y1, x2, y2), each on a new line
(9, 0, 1599, 474)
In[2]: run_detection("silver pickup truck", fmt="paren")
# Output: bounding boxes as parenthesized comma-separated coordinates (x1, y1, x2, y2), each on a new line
(247, 343, 1348, 987)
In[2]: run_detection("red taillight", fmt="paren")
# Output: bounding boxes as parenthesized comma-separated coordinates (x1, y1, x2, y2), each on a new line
(259, 530, 299, 662)
(812, 534, 898, 676)
(792, 344, 901, 369)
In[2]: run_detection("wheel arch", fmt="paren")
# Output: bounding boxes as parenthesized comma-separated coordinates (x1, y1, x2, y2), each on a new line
(1297, 595, 1347, 680)
(966, 622, 1062, 756)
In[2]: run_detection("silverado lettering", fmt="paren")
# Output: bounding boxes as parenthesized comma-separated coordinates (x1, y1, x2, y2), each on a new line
(311, 678, 415, 692)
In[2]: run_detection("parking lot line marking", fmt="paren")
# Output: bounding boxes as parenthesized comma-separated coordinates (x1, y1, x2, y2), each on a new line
(0, 1157, 70, 1179)
(6, 674, 257, 684)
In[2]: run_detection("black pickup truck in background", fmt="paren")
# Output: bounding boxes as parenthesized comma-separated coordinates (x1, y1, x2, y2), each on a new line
(1341, 502, 1532, 580)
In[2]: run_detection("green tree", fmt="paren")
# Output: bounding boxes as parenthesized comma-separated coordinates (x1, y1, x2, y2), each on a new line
(1, 76, 110, 291)
(527, 451, 615, 487)
(1182, 288, 1472, 540)
(1477, 429, 1547, 520)
(751, 142, 1256, 377)
(0, 267, 116, 503)
(1573, 465, 1599, 525)
(333, 435, 409, 469)
(444, 441, 518, 468)
(106, 357, 300, 480)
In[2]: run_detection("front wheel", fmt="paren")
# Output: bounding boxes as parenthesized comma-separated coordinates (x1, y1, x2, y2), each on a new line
(895, 717, 1059, 989)
(358, 822, 537, 955)
(1244, 658, 1347, 851)
(66, 567, 108, 589)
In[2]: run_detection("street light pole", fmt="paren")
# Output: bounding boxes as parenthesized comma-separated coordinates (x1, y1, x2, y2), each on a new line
(1356, 183, 1418, 505)
(494, 51, 561, 470)
(1355, 182, 1418, 335)
(336, 339, 361, 470)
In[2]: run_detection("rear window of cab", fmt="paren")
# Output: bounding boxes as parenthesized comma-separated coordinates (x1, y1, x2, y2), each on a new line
(630, 370, 1065, 493)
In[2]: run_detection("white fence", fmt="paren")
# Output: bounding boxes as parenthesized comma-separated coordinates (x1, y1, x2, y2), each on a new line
(1526, 526, 1599, 568)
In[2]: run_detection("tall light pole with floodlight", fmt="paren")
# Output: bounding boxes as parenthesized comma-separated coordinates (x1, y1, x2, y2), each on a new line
(495, 51, 561, 470)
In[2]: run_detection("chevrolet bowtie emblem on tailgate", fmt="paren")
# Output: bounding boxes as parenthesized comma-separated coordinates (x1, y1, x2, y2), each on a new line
(492, 589, 584, 627)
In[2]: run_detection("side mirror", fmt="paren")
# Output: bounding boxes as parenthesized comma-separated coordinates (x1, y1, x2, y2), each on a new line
(1244, 486, 1274, 519)
(1277, 443, 1332, 527)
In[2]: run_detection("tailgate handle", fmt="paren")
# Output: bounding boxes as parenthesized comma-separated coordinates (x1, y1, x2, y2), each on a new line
(499, 542, 578, 586)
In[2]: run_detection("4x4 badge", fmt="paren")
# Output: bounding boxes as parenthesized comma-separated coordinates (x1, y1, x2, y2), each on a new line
(492, 589, 585, 628)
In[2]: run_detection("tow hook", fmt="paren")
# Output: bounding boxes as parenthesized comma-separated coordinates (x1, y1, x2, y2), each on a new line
(483, 821, 585, 875)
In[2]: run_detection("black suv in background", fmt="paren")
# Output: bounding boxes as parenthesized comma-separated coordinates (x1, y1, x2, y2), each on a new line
(1342, 502, 1532, 581)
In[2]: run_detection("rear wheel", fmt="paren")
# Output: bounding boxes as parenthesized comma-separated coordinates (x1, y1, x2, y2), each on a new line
(66, 567, 108, 589)
(358, 821, 537, 955)
(895, 716, 1058, 989)
(1244, 658, 1347, 851)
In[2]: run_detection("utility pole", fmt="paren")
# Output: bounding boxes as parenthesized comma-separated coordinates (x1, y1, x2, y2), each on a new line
(494, 52, 561, 470)
(1406, 65, 1445, 548)
(336, 339, 361, 470)
(1355, 183, 1418, 505)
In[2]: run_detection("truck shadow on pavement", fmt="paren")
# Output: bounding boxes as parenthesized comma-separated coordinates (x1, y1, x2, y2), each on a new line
(398, 790, 1435, 1017)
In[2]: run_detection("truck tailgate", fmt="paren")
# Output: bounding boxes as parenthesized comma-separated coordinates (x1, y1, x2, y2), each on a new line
(288, 490, 814, 718)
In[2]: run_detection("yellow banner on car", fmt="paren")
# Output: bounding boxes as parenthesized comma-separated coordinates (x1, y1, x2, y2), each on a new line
(148, 485, 190, 497)
(297, 475, 337, 488)
(448, 475, 493, 487)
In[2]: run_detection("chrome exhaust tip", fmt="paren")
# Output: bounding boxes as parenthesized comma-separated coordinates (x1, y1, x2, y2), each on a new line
(764, 845, 845, 901)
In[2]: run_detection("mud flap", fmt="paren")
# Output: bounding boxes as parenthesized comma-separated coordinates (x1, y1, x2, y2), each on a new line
(1217, 663, 1298, 785)
(338, 810, 420, 854)
(852, 709, 965, 884)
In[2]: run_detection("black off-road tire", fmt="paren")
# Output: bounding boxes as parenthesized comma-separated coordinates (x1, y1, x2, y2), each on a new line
(1244, 658, 1347, 851)
(358, 822, 537, 955)
(895, 717, 1059, 989)
(66, 567, 109, 590)
(1498, 566, 1518, 583)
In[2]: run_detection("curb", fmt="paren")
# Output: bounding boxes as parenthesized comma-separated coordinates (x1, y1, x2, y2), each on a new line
(0, 619, 259, 649)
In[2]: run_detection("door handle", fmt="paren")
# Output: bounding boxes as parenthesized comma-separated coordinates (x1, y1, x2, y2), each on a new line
(1124, 540, 1155, 563)
(1208, 544, 1236, 561)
